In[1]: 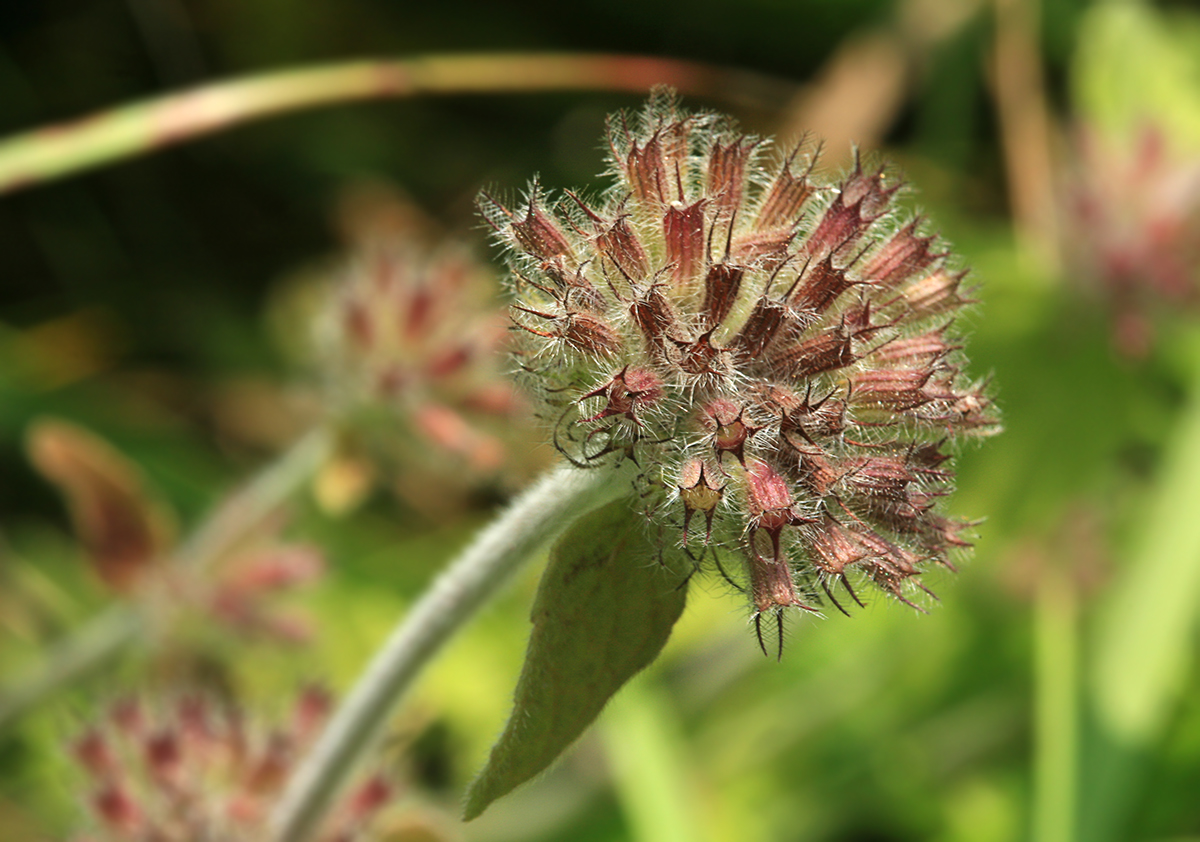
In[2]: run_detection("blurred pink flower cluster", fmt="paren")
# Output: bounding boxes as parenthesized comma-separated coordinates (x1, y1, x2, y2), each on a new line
(71, 689, 390, 842)
(1062, 126, 1200, 356)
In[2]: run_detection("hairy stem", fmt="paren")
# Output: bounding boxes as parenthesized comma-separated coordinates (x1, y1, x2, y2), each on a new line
(0, 426, 334, 730)
(270, 462, 631, 842)
(0, 52, 795, 194)
(174, 426, 335, 569)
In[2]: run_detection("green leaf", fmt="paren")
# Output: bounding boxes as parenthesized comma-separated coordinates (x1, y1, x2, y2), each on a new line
(463, 499, 688, 820)
(1080, 357, 1200, 841)
(1072, 3, 1200, 153)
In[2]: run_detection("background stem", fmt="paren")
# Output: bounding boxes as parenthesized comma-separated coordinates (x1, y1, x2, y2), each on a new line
(270, 462, 631, 842)
(0, 52, 795, 194)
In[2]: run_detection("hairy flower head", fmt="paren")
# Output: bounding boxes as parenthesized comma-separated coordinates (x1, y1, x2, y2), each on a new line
(481, 93, 998, 654)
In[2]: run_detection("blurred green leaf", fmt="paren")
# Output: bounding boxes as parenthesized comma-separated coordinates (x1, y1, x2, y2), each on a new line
(1072, 2, 1200, 152)
(603, 680, 700, 842)
(1082, 356, 1200, 841)
(1093, 363, 1200, 741)
(463, 499, 688, 820)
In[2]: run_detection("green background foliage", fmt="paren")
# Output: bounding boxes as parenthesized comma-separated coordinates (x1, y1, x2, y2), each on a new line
(3, 1, 1200, 841)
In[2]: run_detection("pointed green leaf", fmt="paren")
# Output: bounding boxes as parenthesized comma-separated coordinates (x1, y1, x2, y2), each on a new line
(463, 499, 688, 820)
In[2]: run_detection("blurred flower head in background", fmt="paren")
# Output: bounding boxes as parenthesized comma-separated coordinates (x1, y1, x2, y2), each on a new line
(304, 188, 542, 517)
(69, 688, 390, 842)
(26, 418, 324, 645)
(1061, 124, 1200, 358)
(482, 92, 998, 653)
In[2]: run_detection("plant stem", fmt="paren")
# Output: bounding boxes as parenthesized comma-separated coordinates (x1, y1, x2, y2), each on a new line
(0, 425, 334, 730)
(0, 606, 140, 731)
(992, 0, 1060, 273)
(174, 426, 335, 570)
(1032, 568, 1078, 842)
(270, 462, 630, 842)
(0, 52, 796, 194)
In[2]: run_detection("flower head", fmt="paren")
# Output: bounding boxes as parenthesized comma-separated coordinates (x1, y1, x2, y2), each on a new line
(318, 228, 519, 475)
(69, 689, 391, 842)
(481, 92, 997, 654)
(27, 418, 324, 645)
(308, 189, 542, 514)
(1061, 124, 1200, 357)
